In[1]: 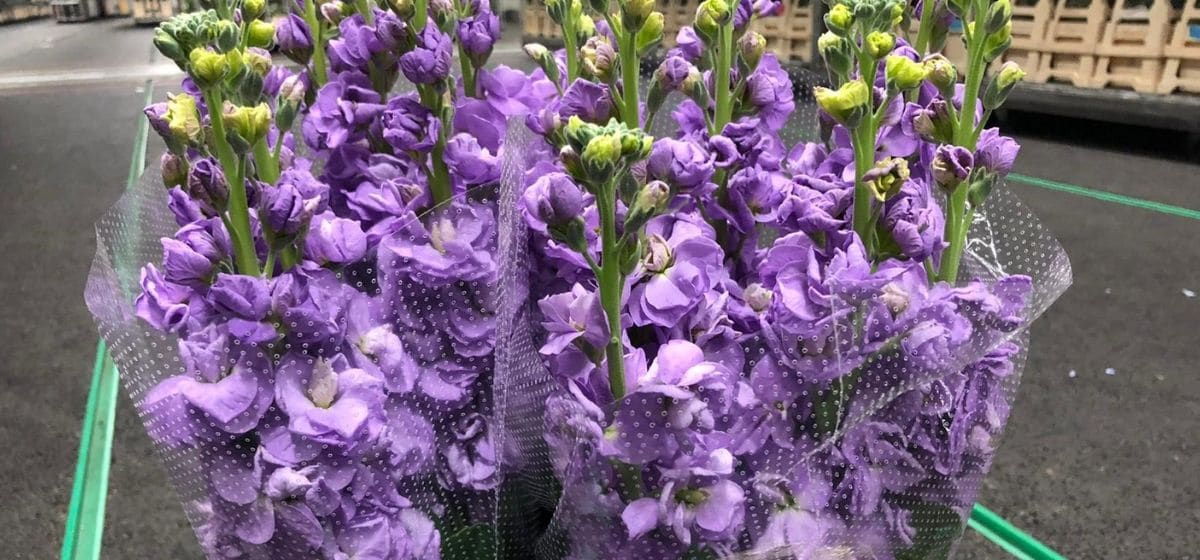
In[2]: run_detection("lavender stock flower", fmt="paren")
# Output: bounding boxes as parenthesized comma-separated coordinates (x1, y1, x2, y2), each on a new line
(646, 137, 714, 191)
(275, 14, 314, 64)
(400, 24, 452, 85)
(380, 94, 441, 154)
(457, 10, 501, 58)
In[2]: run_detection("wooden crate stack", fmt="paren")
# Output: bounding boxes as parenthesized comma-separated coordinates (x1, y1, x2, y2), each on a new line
(1091, 0, 1175, 92)
(1002, 0, 1055, 78)
(1159, 0, 1200, 93)
(1033, 0, 1110, 86)
(0, 0, 52, 22)
(103, 0, 131, 15)
(780, 0, 814, 61)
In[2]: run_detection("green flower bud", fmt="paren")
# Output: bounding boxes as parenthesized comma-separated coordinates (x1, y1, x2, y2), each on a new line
(986, 0, 1013, 35)
(826, 3, 853, 34)
(213, 20, 240, 53)
(967, 173, 996, 206)
(545, 0, 565, 23)
(865, 31, 895, 59)
(738, 31, 767, 71)
(889, 2, 904, 27)
(694, 0, 731, 38)
(153, 29, 186, 64)
(983, 61, 1025, 110)
(246, 20, 275, 49)
(923, 54, 957, 94)
(242, 49, 272, 76)
(621, 0, 655, 31)
(618, 236, 643, 276)
(625, 179, 671, 233)
(983, 21, 1012, 62)
(813, 79, 870, 127)
(864, 157, 909, 201)
(885, 55, 928, 90)
(165, 93, 203, 144)
(244, 0, 265, 19)
(188, 48, 229, 87)
(636, 12, 664, 52)
(224, 103, 272, 150)
(581, 134, 622, 177)
(562, 115, 593, 151)
(577, 13, 596, 42)
(818, 31, 853, 79)
(385, 0, 413, 18)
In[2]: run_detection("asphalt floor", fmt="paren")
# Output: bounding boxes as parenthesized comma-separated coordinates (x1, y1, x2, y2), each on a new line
(0, 16, 1196, 560)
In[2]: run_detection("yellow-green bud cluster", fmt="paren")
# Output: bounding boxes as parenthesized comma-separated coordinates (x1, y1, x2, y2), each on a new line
(813, 80, 870, 128)
(562, 117, 654, 183)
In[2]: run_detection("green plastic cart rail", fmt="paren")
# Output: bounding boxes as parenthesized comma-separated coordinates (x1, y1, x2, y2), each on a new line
(86, 80, 1200, 560)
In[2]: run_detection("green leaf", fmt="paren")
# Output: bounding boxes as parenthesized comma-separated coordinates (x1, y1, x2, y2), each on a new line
(442, 524, 497, 560)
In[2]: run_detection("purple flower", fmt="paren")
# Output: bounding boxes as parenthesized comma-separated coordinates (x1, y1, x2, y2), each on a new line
(275, 14, 314, 64)
(932, 144, 974, 188)
(538, 283, 609, 355)
(558, 78, 615, 125)
(883, 178, 945, 260)
(167, 187, 204, 226)
(305, 211, 368, 265)
(344, 294, 418, 394)
(379, 94, 441, 154)
(276, 353, 387, 449)
(521, 171, 585, 232)
(602, 341, 737, 465)
(744, 54, 795, 132)
(454, 99, 506, 153)
(260, 182, 318, 237)
(161, 236, 217, 288)
(710, 118, 783, 170)
(778, 179, 852, 236)
(140, 350, 273, 444)
(975, 127, 1020, 176)
(302, 78, 385, 150)
(456, 10, 500, 58)
(379, 201, 496, 286)
(143, 102, 172, 144)
(441, 413, 499, 490)
(400, 24, 452, 85)
(628, 215, 725, 328)
(328, 14, 386, 75)
(623, 447, 746, 545)
(655, 55, 696, 91)
(186, 158, 229, 215)
(134, 264, 192, 332)
(667, 27, 703, 62)
(209, 273, 271, 320)
(723, 165, 787, 233)
(646, 137, 714, 191)
(444, 133, 500, 187)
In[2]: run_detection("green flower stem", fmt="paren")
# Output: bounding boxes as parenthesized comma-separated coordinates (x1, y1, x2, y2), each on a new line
(620, 30, 640, 128)
(414, 0, 428, 31)
(596, 178, 627, 400)
(458, 46, 478, 97)
(712, 22, 735, 134)
(913, 0, 937, 56)
(417, 85, 454, 206)
(202, 88, 261, 277)
(850, 122, 875, 244)
(562, 17, 579, 84)
(305, 0, 328, 87)
(941, 0, 988, 283)
(253, 138, 280, 183)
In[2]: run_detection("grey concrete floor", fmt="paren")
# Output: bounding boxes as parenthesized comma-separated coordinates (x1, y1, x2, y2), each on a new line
(1, 15, 1197, 560)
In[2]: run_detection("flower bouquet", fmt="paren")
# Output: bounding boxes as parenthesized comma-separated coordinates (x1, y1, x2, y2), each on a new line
(83, 0, 1070, 556)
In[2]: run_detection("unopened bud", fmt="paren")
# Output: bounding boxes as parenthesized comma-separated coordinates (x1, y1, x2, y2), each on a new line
(885, 55, 927, 90)
(863, 157, 909, 201)
(923, 54, 957, 94)
(983, 61, 1025, 110)
(580, 36, 616, 82)
(983, 21, 1012, 62)
(242, 48, 272, 76)
(635, 12, 664, 52)
(213, 20, 240, 52)
(986, 0, 1013, 35)
(739, 31, 766, 71)
(320, 1, 346, 24)
(161, 152, 188, 188)
(224, 103, 272, 150)
(246, 20, 275, 49)
(825, 3, 853, 35)
(188, 48, 229, 87)
(165, 93, 203, 144)
(244, 0, 265, 19)
(695, 0, 731, 38)
(621, 0, 655, 30)
(153, 30, 186, 64)
(865, 31, 895, 59)
(932, 145, 974, 191)
(813, 79, 869, 127)
(385, 0, 413, 18)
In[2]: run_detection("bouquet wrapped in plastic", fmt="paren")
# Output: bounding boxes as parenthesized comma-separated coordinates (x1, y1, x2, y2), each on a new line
(84, 0, 1070, 556)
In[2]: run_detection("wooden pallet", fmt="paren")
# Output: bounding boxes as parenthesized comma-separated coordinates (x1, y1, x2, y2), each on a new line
(1035, 0, 1109, 87)
(1159, 0, 1200, 93)
(1091, 0, 1174, 92)
(0, 1, 51, 23)
(780, 0, 813, 61)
